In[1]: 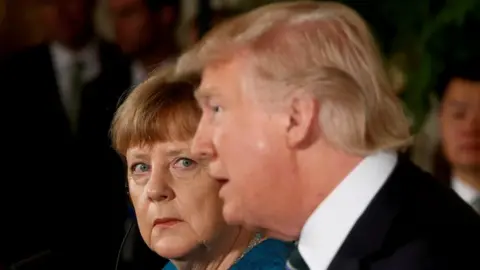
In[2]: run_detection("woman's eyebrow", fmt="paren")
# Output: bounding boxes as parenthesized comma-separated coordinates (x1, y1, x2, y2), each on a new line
(165, 148, 189, 158)
(126, 150, 150, 161)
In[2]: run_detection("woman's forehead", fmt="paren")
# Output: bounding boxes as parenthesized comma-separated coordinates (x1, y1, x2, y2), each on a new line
(126, 140, 193, 158)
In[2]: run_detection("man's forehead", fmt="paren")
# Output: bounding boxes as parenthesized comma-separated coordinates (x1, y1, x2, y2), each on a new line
(445, 78, 480, 102)
(195, 64, 229, 99)
(194, 52, 257, 104)
(195, 83, 219, 101)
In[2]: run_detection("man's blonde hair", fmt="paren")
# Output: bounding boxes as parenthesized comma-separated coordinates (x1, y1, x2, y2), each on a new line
(178, 1, 411, 155)
(111, 64, 201, 156)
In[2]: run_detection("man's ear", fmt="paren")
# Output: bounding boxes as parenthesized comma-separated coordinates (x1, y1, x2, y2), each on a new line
(285, 92, 319, 148)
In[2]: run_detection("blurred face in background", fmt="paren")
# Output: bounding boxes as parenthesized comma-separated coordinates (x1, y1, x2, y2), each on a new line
(41, 0, 96, 49)
(109, 0, 175, 57)
(440, 78, 480, 172)
(109, 0, 152, 56)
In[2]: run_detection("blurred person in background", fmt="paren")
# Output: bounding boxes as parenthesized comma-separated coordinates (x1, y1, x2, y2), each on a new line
(105, 1, 181, 268)
(0, 0, 129, 268)
(187, 8, 240, 47)
(435, 59, 480, 213)
(108, 0, 180, 85)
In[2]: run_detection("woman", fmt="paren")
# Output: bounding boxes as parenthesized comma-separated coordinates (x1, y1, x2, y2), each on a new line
(111, 64, 293, 270)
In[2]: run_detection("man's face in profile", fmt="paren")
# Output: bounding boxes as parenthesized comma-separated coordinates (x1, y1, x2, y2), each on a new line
(192, 57, 298, 239)
(440, 78, 480, 170)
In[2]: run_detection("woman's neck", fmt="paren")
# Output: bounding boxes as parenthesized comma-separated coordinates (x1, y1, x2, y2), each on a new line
(172, 227, 255, 270)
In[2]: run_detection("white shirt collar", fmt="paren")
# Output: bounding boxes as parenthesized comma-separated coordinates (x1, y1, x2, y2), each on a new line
(452, 176, 480, 205)
(298, 151, 398, 270)
(49, 40, 101, 129)
(131, 61, 148, 86)
(50, 40, 101, 83)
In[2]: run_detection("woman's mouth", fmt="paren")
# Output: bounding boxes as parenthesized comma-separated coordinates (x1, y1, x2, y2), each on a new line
(153, 218, 183, 228)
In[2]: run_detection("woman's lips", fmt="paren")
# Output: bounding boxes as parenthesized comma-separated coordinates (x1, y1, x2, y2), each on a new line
(153, 218, 183, 228)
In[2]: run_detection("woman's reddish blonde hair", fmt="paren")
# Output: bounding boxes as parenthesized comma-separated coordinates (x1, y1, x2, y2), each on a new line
(111, 65, 201, 156)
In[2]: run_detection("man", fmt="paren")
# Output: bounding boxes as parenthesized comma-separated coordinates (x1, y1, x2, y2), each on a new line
(0, 0, 129, 268)
(436, 60, 480, 213)
(179, 1, 480, 269)
(108, 0, 180, 85)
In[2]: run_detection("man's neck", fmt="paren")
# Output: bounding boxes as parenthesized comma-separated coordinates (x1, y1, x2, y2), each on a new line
(298, 143, 364, 234)
(454, 168, 480, 191)
(172, 228, 255, 270)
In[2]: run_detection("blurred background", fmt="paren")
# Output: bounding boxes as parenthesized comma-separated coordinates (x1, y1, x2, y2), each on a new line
(0, 0, 478, 269)
(1, 0, 479, 169)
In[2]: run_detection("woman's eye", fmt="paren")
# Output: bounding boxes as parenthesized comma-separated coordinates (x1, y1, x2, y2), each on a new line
(172, 158, 197, 170)
(131, 163, 150, 174)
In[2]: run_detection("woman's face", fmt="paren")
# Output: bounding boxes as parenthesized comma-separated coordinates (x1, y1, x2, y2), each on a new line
(126, 140, 227, 259)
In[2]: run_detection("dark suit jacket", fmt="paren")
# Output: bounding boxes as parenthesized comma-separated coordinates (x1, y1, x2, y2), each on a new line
(327, 156, 480, 270)
(0, 41, 131, 269)
(432, 143, 453, 188)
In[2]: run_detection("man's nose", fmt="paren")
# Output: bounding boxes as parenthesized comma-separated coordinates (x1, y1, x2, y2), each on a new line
(463, 111, 480, 135)
(191, 119, 215, 160)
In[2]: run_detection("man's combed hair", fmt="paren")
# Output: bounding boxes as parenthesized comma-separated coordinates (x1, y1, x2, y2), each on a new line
(178, 1, 412, 155)
(111, 65, 201, 156)
(436, 58, 480, 101)
(144, 0, 180, 12)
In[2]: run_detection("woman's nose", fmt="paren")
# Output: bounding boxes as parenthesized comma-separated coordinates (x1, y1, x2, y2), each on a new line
(145, 170, 174, 202)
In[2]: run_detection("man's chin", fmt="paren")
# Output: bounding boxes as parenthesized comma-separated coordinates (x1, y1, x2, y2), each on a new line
(263, 230, 298, 241)
(217, 179, 230, 200)
(456, 162, 480, 173)
(222, 202, 246, 226)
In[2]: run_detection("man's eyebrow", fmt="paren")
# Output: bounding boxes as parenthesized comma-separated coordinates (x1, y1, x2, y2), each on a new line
(194, 86, 215, 101)
(446, 100, 468, 108)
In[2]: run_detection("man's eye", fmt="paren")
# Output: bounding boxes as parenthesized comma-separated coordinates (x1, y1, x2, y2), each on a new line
(211, 105, 222, 113)
(130, 163, 150, 174)
(451, 110, 466, 120)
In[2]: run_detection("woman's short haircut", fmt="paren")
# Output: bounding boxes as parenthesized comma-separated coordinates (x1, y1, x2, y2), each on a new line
(111, 64, 201, 156)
